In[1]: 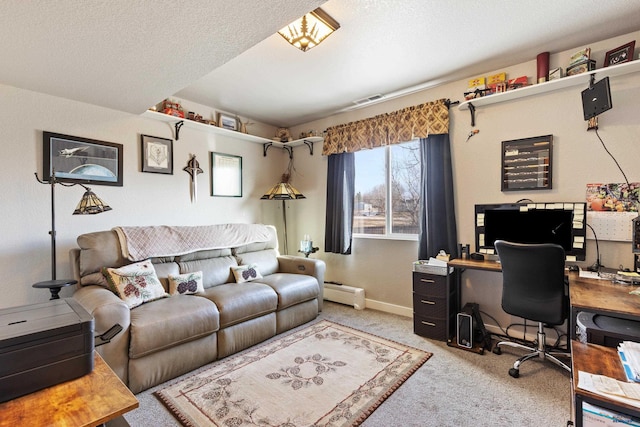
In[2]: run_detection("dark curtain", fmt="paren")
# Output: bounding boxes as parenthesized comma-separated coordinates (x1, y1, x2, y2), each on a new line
(324, 152, 355, 254)
(418, 133, 458, 260)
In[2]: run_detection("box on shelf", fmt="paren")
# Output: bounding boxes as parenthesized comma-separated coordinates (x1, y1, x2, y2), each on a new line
(506, 76, 528, 90)
(567, 59, 596, 76)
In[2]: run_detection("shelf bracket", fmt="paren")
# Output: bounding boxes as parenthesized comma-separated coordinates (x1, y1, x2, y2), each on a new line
(283, 145, 293, 159)
(174, 121, 184, 141)
(468, 103, 476, 127)
(302, 139, 315, 155)
(262, 142, 273, 157)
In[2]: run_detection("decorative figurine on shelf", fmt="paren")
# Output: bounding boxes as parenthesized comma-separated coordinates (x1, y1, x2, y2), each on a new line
(276, 127, 292, 143)
(183, 154, 203, 203)
(238, 117, 253, 134)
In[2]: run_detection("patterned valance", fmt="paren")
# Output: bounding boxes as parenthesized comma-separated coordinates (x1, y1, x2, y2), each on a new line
(322, 98, 449, 155)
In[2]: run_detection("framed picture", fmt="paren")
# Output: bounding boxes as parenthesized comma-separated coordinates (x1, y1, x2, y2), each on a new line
(141, 134, 173, 174)
(217, 113, 238, 131)
(604, 41, 635, 67)
(210, 152, 242, 197)
(501, 135, 553, 191)
(43, 131, 123, 186)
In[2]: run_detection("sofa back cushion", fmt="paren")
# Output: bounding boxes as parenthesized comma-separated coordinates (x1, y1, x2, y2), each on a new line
(232, 227, 279, 276)
(233, 249, 279, 276)
(178, 255, 238, 288)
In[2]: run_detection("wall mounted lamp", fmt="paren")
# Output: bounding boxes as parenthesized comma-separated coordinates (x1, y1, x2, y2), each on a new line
(278, 7, 340, 52)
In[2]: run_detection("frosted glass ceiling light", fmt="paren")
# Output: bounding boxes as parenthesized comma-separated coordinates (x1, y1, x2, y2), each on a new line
(278, 8, 340, 52)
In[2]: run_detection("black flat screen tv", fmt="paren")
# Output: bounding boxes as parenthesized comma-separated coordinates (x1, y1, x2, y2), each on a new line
(475, 202, 587, 261)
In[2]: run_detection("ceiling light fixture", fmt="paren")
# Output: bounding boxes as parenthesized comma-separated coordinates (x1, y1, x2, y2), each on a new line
(278, 8, 340, 52)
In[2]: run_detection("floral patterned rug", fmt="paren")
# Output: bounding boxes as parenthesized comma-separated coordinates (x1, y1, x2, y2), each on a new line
(155, 320, 431, 426)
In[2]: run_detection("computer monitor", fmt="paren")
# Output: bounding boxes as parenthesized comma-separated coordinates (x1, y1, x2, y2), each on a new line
(475, 202, 587, 261)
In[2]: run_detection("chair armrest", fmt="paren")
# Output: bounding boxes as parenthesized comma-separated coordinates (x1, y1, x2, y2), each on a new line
(277, 255, 326, 311)
(72, 286, 131, 383)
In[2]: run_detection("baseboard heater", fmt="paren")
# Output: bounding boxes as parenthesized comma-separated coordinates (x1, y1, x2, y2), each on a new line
(324, 282, 365, 310)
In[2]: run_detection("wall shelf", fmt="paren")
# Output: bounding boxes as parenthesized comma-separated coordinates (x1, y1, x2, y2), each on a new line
(141, 110, 322, 157)
(458, 60, 640, 124)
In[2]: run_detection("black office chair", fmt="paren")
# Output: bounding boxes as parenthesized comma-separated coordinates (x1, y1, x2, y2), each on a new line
(493, 240, 571, 378)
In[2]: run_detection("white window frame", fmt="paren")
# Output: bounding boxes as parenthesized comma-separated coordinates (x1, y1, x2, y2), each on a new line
(353, 141, 420, 241)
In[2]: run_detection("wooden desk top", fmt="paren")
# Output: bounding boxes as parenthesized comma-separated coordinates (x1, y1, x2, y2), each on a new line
(572, 341, 640, 415)
(448, 259, 640, 319)
(569, 272, 640, 320)
(0, 352, 138, 427)
(448, 257, 502, 272)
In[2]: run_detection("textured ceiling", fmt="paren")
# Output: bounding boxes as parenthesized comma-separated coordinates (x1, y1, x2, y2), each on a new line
(1, 1, 640, 127)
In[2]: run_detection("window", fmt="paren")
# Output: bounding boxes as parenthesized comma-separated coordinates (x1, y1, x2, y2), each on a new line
(354, 140, 421, 236)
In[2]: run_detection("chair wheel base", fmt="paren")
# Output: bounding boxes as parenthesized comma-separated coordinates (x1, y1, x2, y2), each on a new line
(509, 367, 519, 378)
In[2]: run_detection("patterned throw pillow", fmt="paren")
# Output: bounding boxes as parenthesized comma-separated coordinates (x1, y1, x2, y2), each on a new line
(168, 271, 204, 295)
(102, 260, 168, 309)
(231, 264, 263, 283)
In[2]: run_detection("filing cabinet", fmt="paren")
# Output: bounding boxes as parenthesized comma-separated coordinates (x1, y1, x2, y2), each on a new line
(412, 271, 456, 341)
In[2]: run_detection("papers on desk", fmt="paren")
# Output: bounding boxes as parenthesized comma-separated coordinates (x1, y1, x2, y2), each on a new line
(577, 342, 640, 407)
(579, 270, 603, 279)
(620, 342, 640, 382)
(578, 371, 640, 408)
(412, 258, 452, 276)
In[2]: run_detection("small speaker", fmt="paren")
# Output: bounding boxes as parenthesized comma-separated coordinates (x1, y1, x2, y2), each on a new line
(457, 312, 473, 348)
(581, 76, 612, 120)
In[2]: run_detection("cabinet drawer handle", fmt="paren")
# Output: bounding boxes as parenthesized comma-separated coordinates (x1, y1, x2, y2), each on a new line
(420, 278, 435, 283)
(421, 321, 436, 327)
(420, 300, 436, 305)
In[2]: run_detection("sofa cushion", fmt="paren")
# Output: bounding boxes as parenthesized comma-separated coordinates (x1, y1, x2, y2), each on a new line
(168, 271, 204, 295)
(77, 230, 128, 288)
(233, 249, 279, 276)
(103, 260, 169, 309)
(201, 282, 277, 328)
(129, 295, 219, 359)
(257, 273, 319, 310)
(179, 256, 237, 288)
(152, 262, 180, 292)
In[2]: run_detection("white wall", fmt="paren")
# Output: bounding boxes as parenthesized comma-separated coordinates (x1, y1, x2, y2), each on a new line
(3, 30, 639, 325)
(290, 31, 640, 321)
(0, 88, 284, 308)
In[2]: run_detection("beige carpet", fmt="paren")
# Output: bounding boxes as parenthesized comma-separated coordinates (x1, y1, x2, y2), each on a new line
(155, 320, 431, 426)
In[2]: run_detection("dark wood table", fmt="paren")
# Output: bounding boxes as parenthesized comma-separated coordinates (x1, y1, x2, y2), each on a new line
(0, 352, 138, 427)
(32, 279, 77, 300)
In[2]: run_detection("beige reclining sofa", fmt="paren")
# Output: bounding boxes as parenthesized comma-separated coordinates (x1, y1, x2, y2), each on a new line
(70, 224, 325, 393)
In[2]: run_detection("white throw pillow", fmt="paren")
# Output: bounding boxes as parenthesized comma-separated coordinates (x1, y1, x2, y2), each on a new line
(103, 260, 168, 309)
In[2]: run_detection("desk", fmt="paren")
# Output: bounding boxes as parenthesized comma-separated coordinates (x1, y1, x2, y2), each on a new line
(0, 352, 138, 427)
(572, 341, 640, 426)
(448, 257, 640, 425)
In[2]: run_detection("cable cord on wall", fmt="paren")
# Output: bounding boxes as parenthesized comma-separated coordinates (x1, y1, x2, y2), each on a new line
(595, 127, 630, 187)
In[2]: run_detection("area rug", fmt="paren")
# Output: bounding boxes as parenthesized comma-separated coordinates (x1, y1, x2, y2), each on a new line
(155, 320, 431, 426)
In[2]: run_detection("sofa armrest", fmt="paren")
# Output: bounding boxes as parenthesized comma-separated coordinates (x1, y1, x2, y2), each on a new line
(277, 256, 326, 311)
(72, 286, 131, 384)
